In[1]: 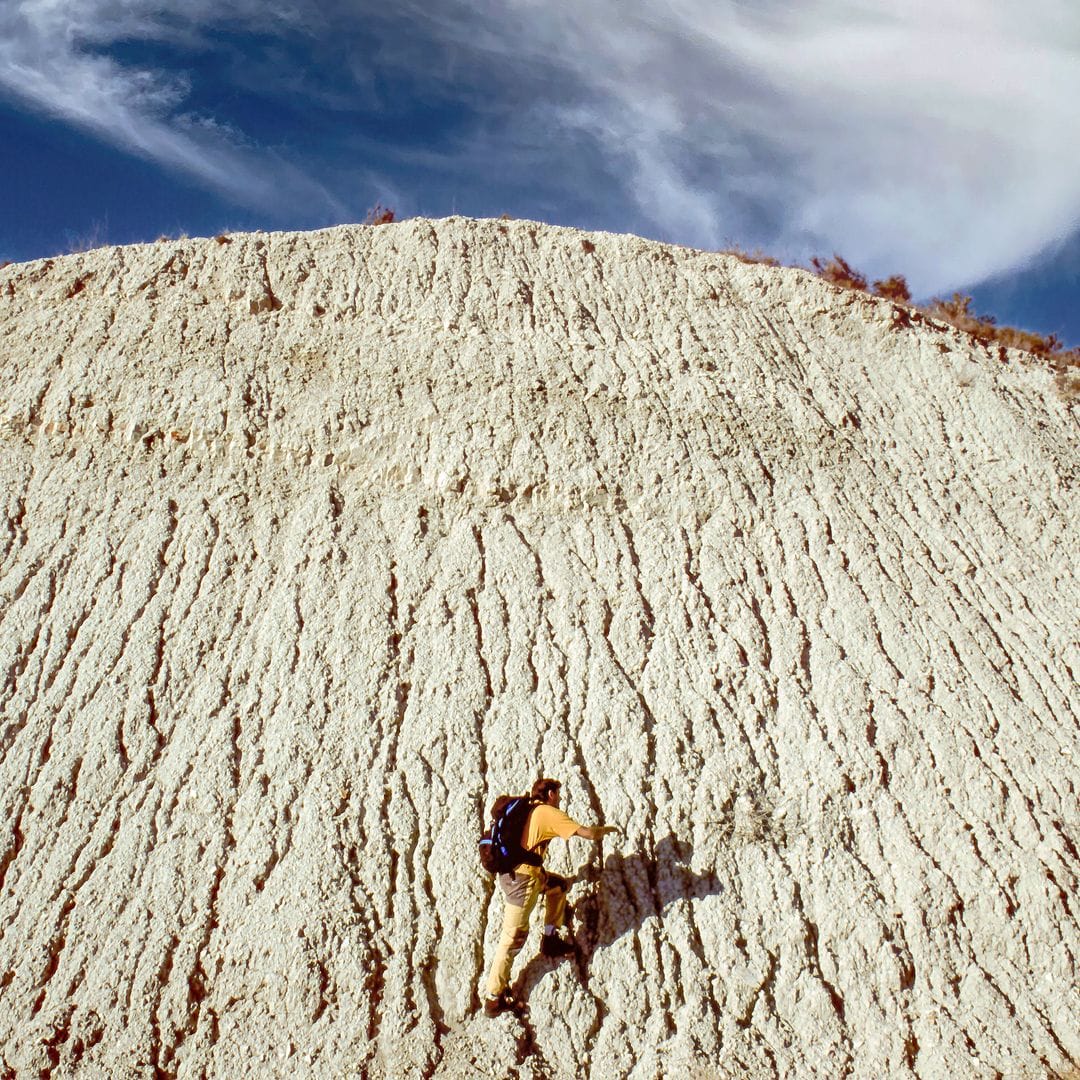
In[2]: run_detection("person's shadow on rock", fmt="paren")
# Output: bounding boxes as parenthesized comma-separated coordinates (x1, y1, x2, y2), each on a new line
(514, 834, 722, 1004)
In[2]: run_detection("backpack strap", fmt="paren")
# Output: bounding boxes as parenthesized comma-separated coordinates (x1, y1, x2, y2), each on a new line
(518, 798, 543, 866)
(501, 797, 543, 868)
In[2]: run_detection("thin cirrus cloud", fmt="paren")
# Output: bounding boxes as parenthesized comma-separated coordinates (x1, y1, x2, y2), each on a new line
(2, 0, 1079, 295)
(445, 0, 1080, 293)
(0, 0, 342, 216)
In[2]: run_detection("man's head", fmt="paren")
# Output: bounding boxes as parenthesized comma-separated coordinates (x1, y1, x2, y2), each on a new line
(531, 778, 561, 805)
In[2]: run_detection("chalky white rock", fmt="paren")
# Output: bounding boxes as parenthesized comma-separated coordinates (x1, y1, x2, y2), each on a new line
(0, 218, 1076, 1078)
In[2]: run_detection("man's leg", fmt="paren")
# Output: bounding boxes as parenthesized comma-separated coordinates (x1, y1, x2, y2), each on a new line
(539, 873, 575, 958)
(485, 872, 540, 1000)
(542, 873, 569, 930)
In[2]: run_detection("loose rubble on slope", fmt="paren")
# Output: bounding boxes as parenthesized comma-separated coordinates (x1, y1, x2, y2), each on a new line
(0, 218, 1077, 1079)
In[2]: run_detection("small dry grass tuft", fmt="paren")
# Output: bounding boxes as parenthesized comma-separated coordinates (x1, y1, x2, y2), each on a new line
(214, 233, 231, 245)
(992, 325, 1064, 357)
(65, 221, 108, 254)
(925, 293, 1071, 360)
(872, 275, 912, 303)
(811, 254, 868, 292)
(364, 203, 396, 226)
(723, 246, 780, 267)
(924, 293, 998, 343)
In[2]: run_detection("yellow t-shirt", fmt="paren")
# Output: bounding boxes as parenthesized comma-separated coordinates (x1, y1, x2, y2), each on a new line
(517, 804, 581, 874)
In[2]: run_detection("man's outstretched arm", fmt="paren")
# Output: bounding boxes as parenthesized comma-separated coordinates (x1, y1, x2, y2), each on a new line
(573, 824, 618, 841)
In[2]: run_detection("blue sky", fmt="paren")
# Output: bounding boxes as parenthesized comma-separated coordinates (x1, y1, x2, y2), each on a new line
(2, 0, 1078, 344)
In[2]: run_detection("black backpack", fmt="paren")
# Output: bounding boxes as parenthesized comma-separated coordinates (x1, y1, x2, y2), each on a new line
(479, 795, 544, 875)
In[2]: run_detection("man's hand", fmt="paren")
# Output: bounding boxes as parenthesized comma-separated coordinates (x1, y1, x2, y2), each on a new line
(575, 824, 619, 841)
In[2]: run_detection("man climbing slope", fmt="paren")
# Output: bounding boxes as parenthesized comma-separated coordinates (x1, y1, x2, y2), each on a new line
(484, 777, 618, 1017)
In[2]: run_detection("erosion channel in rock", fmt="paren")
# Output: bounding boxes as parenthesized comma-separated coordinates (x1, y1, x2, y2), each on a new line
(0, 218, 1077, 1078)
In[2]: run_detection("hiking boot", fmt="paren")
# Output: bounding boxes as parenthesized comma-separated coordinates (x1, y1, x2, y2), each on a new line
(540, 934, 576, 959)
(484, 990, 524, 1018)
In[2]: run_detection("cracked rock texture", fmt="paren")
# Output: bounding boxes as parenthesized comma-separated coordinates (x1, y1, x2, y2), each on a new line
(0, 218, 1077, 1079)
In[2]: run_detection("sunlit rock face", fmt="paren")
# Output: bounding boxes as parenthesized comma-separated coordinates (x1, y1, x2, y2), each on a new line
(0, 219, 1076, 1079)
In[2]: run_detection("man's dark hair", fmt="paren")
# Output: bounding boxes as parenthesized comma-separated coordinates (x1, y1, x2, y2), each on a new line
(531, 778, 561, 801)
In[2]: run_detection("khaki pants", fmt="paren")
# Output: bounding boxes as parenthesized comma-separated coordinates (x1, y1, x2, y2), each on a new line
(485, 869, 568, 998)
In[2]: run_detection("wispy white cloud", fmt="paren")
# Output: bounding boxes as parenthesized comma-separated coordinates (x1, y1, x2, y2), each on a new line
(453, 0, 1080, 292)
(2, 0, 1078, 293)
(0, 0, 340, 216)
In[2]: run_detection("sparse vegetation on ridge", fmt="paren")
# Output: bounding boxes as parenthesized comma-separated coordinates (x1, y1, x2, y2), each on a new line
(811, 254, 870, 294)
(723, 247, 779, 267)
(17, 213, 1077, 400)
(805, 251, 1079, 372)
(871, 275, 913, 303)
(363, 203, 396, 225)
(721, 245, 1078, 391)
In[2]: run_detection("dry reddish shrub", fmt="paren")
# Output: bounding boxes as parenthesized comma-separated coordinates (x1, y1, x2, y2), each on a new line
(364, 203, 396, 225)
(994, 326, 1061, 357)
(926, 293, 1075, 361)
(872, 275, 912, 303)
(723, 246, 780, 267)
(804, 257, 1074, 373)
(214, 234, 232, 245)
(581, 239, 596, 254)
(811, 254, 868, 292)
(926, 293, 998, 342)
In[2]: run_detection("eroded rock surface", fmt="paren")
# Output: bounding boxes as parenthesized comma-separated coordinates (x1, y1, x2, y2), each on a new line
(0, 219, 1077, 1078)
